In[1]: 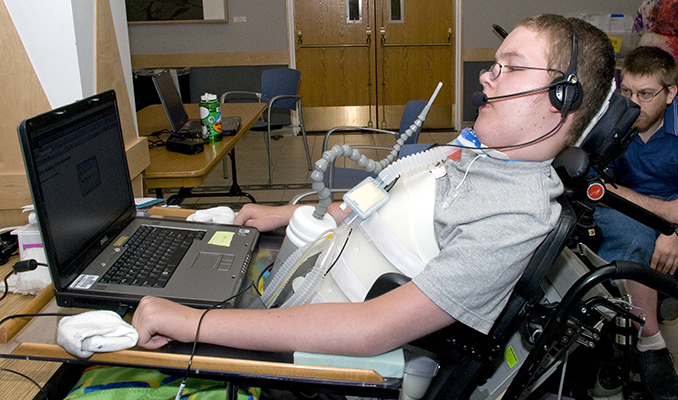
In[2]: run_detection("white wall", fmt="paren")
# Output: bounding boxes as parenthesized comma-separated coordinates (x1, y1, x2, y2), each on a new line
(127, 0, 288, 55)
(5, 0, 82, 108)
(4, 0, 135, 111)
(463, 0, 641, 48)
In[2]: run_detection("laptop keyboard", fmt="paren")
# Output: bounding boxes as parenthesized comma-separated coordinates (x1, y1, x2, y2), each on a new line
(99, 225, 206, 288)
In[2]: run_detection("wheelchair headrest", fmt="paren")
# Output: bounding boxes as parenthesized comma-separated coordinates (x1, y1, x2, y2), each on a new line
(552, 92, 640, 187)
(576, 91, 640, 174)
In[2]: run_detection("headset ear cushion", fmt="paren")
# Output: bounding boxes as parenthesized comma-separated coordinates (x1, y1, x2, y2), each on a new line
(549, 78, 583, 112)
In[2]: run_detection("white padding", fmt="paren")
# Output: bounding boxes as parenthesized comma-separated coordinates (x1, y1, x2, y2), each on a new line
(360, 213, 427, 278)
(330, 256, 369, 303)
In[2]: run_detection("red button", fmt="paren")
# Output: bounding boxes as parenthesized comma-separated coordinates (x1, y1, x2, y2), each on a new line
(587, 183, 605, 201)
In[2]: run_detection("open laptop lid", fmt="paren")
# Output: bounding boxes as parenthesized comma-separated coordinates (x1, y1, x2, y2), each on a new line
(17, 90, 136, 291)
(152, 69, 190, 133)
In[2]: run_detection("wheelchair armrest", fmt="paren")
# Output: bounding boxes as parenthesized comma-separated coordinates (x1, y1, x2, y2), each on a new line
(364, 272, 412, 301)
(552, 147, 589, 188)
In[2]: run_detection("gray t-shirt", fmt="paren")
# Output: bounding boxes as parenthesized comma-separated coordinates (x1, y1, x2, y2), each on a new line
(412, 153, 563, 334)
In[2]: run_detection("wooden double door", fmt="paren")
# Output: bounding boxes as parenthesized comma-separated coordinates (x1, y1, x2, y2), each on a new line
(294, 0, 455, 131)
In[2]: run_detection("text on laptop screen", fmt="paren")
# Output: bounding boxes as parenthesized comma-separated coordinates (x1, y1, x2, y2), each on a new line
(27, 98, 134, 274)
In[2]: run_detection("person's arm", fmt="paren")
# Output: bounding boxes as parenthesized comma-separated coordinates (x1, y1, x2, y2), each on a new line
(232, 203, 301, 231)
(606, 184, 678, 273)
(233, 202, 352, 232)
(607, 184, 678, 224)
(132, 281, 456, 357)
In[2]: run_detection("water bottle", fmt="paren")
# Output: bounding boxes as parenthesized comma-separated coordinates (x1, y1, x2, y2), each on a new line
(199, 93, 222, 142)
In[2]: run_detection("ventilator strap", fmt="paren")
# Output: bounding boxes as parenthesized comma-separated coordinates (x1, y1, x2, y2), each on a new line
(331, 256, 369, 303)
(360, 213, 427, 278)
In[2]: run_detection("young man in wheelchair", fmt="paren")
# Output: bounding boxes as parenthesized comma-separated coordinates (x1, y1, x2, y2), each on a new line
(132, 14, 616, 362)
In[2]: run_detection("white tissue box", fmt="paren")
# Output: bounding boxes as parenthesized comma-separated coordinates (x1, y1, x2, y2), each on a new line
(12, 224, 45, 261)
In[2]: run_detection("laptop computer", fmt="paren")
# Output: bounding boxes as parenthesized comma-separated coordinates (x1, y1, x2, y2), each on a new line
(17, 90, 259, 312)
(152, 69, 203, 137)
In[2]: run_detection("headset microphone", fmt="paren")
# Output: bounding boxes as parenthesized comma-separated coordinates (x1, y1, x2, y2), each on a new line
(471, 80, 564, 108)
(471, 92, 489, 108)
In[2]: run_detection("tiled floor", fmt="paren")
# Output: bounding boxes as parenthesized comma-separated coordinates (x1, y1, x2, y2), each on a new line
(153, 128, 678, 399)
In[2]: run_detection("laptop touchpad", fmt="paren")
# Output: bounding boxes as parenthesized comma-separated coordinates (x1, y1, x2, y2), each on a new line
(192, 252, 234, 271)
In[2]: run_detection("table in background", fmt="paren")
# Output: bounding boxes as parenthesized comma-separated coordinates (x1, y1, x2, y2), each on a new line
(137, 102, 266, 205)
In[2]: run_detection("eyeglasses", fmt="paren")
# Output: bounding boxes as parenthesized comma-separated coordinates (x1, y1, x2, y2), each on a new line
(481, 63, 565, 81)
(620, 86, 666, 103)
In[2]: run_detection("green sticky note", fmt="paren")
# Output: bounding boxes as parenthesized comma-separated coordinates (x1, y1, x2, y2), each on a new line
(208, 231, 234, 247)
(505, 346, 519, 368)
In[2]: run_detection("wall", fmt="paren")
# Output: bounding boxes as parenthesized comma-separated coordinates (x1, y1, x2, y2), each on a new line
(128, 0, 290, 68)
(126, 0, 645, 122)
(463, 0, 639, 49)
(0, 0, 148, 227)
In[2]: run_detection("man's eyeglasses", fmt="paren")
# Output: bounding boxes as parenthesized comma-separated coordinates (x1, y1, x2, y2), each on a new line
(481, 63, 565, 81)
(620, 86, 666, 103)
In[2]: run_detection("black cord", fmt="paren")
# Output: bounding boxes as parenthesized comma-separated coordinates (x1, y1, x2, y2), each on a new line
(1, 271, 13, 302)
(147, 129, 172, 149)
(0, 366, 49, 400)
(148, 137, 167, 149)
(177, 281, 256, 399)
(1, 260, 49, 302)
(324, 229, 353, 277)
(0, 312, 75, 400)
(0, 312, 76, 328)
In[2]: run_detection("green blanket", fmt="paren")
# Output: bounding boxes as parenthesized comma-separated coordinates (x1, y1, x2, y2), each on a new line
(65, 366, 260, 400)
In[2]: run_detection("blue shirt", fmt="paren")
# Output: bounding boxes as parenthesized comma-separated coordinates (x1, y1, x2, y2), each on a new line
(607, 99, 678, 199)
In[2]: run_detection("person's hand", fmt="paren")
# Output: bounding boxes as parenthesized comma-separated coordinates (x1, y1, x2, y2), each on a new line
(132, 296, 202, 349)
(650, 233, 678, 275)
(233, 203, 298, 231)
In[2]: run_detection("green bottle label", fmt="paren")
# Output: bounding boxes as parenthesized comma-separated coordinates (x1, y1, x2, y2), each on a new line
(200, 99, 222, 142)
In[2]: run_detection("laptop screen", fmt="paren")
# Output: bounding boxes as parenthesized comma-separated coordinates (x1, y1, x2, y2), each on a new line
(152, 69, 189, 132)
(18, 90, 136, 289)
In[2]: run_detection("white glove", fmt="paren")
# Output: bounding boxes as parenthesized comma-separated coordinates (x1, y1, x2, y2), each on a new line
(57, 310, 139, 358)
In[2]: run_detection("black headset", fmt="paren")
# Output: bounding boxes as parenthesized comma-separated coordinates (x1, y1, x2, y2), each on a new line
(548, 22, 583, 117)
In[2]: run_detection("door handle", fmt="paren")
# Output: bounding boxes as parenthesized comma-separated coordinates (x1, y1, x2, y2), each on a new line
(297, 29, 371, 49)
(380, 27, 452, 47)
